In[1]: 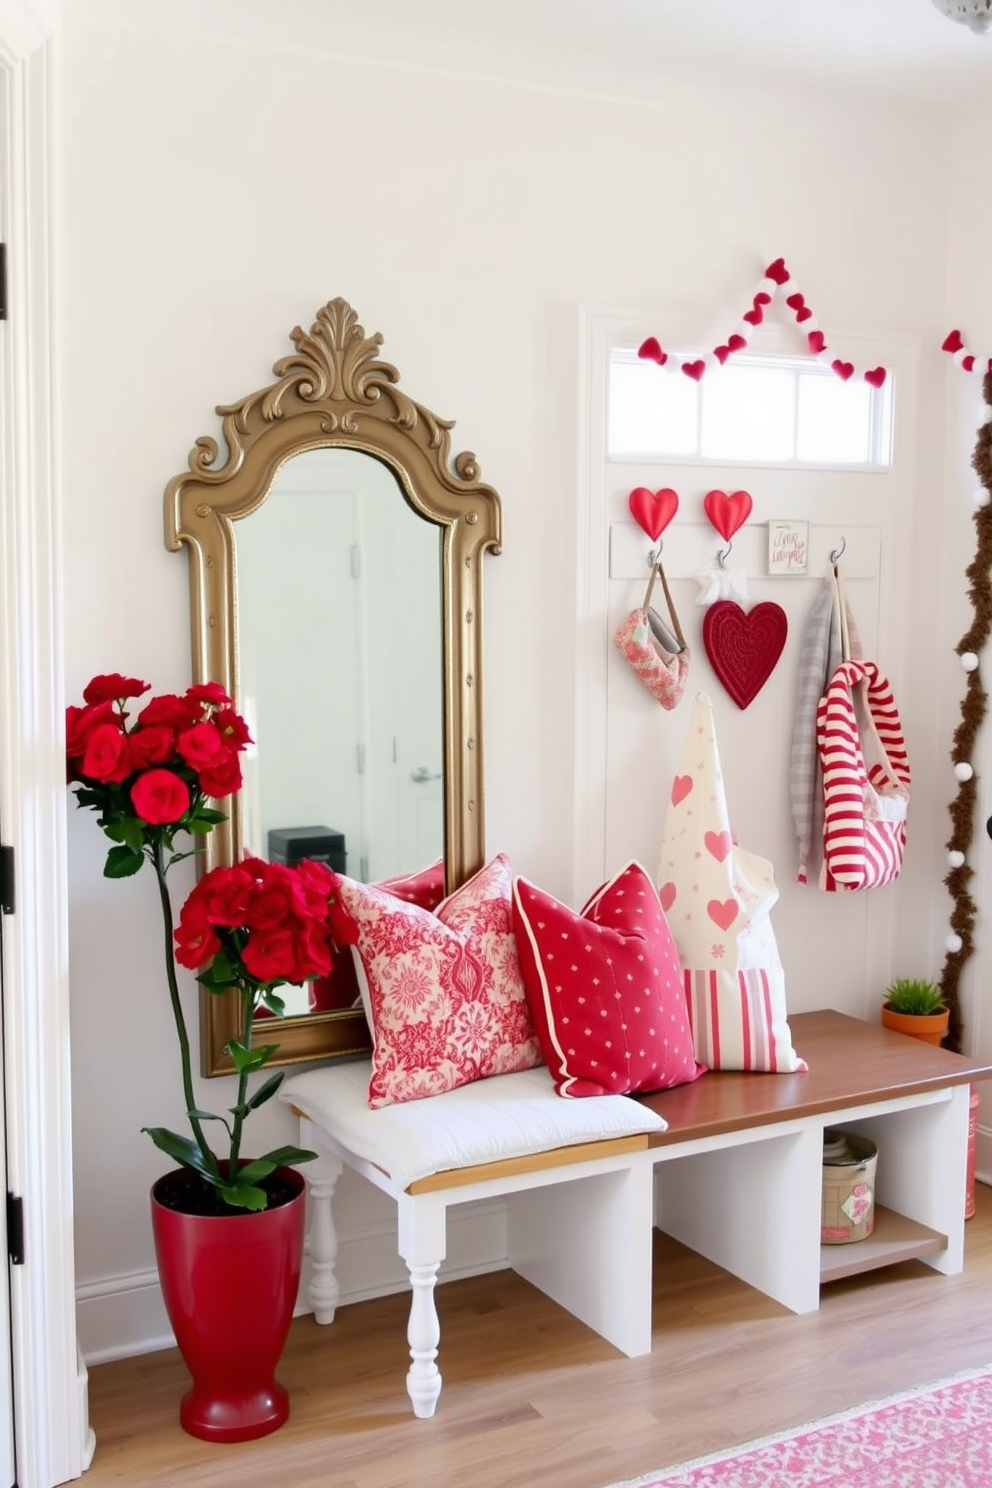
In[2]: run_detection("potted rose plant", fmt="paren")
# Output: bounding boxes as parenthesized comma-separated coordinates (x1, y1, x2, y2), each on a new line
(66, 673, 357, 1441)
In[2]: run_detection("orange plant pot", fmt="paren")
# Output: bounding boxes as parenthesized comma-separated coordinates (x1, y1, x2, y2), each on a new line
(880, 1004, 950, 1047)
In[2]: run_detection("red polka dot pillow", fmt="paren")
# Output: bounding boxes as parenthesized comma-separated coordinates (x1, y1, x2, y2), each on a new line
(511, 860, 706, 1098)
(334, 853, 542, 1109)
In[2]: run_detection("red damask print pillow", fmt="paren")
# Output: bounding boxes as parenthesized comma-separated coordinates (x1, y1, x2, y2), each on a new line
(511, 860, 706, 1098)
(334, 854, 542, 1108)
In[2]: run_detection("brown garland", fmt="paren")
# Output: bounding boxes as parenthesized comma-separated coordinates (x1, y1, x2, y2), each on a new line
(939, 370, 992, 1052)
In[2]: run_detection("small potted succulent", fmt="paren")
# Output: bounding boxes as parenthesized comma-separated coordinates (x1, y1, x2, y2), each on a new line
(881, 977, 950, 1047)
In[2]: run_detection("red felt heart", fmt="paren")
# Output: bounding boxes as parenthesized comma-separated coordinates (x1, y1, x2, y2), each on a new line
(765, 257, 790, 285)
(707, 898, 739, 932)
(942, 330, 964, 354)
(963, 355, 976, 372)
(682, 359, 706, 381)
(864, 366, 887, 388)
(786, 292, 806, 312)
(659, 882, 677, 912)
(807, 330, 826, 354)
(703, 600, 788, 710)
(638, 336, 667, 365)
(703, 488, 753, 543)
(754, 291, 772, 306)
(743, 307, 763, 327)
(628, 486, 679, 542)
(795, 306, 812, 323)
(713, 345, 730, 364)
(727, 334, 747, 352)
(832, 359, 854, 381)
(671, 774, 693, 806)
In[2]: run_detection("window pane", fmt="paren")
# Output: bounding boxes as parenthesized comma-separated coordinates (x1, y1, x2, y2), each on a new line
(797, 373, 872, 463)
(700, 363, 795, 461)
(608, 359, 698, 456)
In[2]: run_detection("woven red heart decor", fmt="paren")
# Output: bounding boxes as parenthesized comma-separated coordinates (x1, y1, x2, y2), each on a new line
(628, 486, 679, 542)
(703, 489, 752, 543)
(703, 600, 788, 709)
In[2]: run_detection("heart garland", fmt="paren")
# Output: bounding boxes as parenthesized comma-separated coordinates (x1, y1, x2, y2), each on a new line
(638, 257, 887, 388)
(941, 328, 992, 377)
(628, 486, 679, 542)
(702, 600, 788, 710)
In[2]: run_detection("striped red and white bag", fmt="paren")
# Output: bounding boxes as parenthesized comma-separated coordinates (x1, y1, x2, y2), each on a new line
(816, 659, 910, 892)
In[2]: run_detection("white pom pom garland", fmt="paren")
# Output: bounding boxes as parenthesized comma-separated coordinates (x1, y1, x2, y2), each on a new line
(974, 488, 991, 508)
(946, 932, 963, 954)
(961, 652, 980, 671)
(948, 849, 966, 868)
(954, 761, 974, 782)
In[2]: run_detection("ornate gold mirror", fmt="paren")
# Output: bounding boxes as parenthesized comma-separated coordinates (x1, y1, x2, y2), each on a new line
(164, 299, 502, 1076)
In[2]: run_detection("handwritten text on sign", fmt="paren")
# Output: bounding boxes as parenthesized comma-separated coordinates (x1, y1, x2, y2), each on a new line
(768, 520, 809, 575)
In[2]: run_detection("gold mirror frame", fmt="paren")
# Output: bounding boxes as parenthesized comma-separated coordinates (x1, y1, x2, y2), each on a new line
(164, 298, 502, 1076)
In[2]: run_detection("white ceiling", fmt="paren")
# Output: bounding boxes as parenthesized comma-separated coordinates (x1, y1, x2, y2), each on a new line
(138, 0, 992, 113)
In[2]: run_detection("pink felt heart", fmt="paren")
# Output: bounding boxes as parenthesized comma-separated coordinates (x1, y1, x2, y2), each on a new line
(707, 898, 739, 932)
(638, 336, 667, 365)
(786, 292, 806, 312)
(702, 600, 788, 710)
(628, 486, 679, 542)
(743, 307, 763, 327)
(832, 359, 854, 381)
(864, 366, 887, 388)
(942, 329, 964, 354)
(795, 306, 812, 323)
(713, 345, 730, 364)
(681, 359, 706, 381)
(703, 488, 753, 543)
(727, 334, 747, 352)
(963, 355, 976, 372)
(659, 882, 677, 912)
(704, 830, 733, 863)
(807, 330, 826, 354)
(671, 774, 693, 806)
(765, 257, 790, 285)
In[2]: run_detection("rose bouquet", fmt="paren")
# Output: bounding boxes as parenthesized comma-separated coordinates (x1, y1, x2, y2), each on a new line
(66, 672, 357, 1212)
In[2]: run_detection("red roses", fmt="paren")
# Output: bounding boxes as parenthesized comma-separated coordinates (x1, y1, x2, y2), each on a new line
(66, 674, 252, 877)
(175, 857, 358, 1009)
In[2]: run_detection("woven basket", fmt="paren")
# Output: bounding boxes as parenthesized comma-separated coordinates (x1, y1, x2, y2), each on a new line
(821, 1129, 877, 1244)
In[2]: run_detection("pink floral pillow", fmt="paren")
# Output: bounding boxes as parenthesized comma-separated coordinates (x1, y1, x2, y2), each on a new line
(512, 860, 706, 1098)
(334, 854, 542, 1109)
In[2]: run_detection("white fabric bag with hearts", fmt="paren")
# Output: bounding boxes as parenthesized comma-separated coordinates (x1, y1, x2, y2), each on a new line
(656, 692, 806, 1073)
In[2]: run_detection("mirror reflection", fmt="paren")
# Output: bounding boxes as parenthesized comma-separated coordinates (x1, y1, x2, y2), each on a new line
(236, 449, 444, 1017)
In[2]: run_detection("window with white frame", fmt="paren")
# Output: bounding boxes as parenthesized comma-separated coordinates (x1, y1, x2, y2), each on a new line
(608, 349, 893, 468)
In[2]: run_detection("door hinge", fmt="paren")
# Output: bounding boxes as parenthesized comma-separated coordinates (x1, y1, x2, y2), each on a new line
(0, 243, 7, 321)
(0, 846, 13, 915)
(6, 1195, 23, 1266)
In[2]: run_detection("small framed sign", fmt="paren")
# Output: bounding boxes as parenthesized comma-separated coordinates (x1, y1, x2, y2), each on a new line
(768, 520, 809, 575)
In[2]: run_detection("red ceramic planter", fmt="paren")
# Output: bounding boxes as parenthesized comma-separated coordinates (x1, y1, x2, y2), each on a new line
(151, 1166, 306, 1443)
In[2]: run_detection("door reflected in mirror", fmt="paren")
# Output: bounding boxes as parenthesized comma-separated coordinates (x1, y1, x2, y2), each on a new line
(235, 448, 444, 1018)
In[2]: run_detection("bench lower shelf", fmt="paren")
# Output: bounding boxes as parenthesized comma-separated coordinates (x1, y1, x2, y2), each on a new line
(819, 1205, 948, 1285)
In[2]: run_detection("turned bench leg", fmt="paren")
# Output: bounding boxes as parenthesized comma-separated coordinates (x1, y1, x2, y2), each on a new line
(304, 1146, 344, 1325)
(398, 1193, 447, 1419)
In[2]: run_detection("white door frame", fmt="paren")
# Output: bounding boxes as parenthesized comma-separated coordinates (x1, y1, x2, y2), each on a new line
(0, 2, 91, 1483)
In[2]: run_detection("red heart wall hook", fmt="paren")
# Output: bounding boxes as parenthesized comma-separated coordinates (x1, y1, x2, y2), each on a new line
(628, 487, 679, 542)
(702, 489, 753, 543)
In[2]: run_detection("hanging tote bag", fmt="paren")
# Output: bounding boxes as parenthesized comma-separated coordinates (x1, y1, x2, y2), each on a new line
(613, 560, 690, 711)
(816, 659, 911, 892)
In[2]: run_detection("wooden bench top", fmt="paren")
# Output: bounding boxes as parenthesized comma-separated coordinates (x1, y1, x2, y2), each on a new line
(637, 1009, 992, 1148)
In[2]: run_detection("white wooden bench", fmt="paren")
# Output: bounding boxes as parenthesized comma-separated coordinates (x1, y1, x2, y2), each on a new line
(282, 1010, 990, 1418)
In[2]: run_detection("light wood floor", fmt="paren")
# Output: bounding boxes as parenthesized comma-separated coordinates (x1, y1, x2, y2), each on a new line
(83, 1185, 992, 1488)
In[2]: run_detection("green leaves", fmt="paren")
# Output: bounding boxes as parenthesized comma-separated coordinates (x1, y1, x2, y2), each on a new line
(103, 844, 145, 878)
(227, 1039, 279, 1075)
(142, 1126, 222, 1183)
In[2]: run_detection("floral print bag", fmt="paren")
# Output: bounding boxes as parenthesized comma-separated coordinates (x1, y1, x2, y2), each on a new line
(613, 560, 690, 710)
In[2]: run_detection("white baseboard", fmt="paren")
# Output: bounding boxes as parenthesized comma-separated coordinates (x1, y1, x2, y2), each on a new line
(77, 1199, 509, 1366)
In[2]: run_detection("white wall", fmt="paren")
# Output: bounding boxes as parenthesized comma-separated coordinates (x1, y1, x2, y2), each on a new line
(60, 3, 964, 1360)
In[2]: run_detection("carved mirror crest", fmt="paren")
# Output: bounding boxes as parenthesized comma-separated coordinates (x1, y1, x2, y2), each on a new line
(165, 299, 502, 1076)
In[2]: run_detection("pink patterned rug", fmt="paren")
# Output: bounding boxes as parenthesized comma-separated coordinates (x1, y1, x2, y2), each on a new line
(604, 1365, 992, 1488)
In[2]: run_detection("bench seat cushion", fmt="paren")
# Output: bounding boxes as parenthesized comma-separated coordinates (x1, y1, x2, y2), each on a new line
(280, 1060, 668, 1190)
